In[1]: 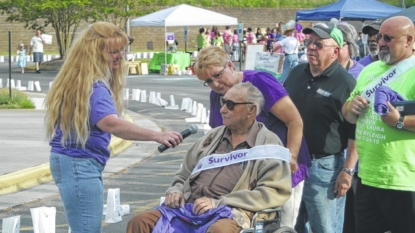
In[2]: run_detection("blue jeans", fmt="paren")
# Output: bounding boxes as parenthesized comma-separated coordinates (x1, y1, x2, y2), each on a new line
(281, 54, 299, 84)
(295, 155, 346, 233)
(50, 152, 104, 233)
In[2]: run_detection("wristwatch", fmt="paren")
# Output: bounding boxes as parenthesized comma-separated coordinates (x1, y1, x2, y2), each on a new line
(342, 167, 355, 176)
(396, 115, 405, 129)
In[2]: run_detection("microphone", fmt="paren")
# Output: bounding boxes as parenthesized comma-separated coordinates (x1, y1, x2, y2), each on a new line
(158, 124, 198, 153)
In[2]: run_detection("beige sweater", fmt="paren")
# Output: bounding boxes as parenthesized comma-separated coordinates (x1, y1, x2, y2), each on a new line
(166, 123, 292, 228)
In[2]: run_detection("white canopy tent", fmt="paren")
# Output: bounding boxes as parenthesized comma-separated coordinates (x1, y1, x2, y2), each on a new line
(130, 4, 238, 67)
(131, 4, 238, 27)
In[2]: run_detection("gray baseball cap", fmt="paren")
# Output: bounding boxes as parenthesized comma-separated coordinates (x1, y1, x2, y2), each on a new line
(362, 19, 383, 34)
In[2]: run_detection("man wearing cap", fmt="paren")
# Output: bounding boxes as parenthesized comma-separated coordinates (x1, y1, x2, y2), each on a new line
(272, 26, 300, 84)
(358, 19, 382, 66)
(284, 22, 356, 233)
(343, 16, 415, 233)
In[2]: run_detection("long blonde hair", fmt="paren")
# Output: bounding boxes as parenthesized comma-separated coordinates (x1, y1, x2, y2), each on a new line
(45, 22, 128, 147)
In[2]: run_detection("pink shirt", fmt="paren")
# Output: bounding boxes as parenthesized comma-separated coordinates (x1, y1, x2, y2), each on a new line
(223, 30, 232, 45)
(232, 34, 238, 43)
(247, 32, 255, 43)
(296, 32, 306, 43)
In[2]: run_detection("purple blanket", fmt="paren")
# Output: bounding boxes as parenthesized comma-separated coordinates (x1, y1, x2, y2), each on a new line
(374, 86, 405, 115)
(153, 203, 233, 233)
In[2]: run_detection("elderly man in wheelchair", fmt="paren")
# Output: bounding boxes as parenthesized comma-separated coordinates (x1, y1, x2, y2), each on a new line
(127, 82, 295, 233)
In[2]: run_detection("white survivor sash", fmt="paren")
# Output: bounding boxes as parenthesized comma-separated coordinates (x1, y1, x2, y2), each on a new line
(191, 145, 290, 175)
(362, 55, 415, 101)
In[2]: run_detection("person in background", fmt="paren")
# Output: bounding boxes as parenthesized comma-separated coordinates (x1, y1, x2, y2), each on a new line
(246, 27, 256, 44)
(127, 82, 292, 233)
(195, 46, 311, 229)
(45, 22, 183, 233)
(336, 22, 364, 233)
(295, 28, 306, 46)
(205, 28, 212, 48)
(213, 31, 224, 48)
(255, 27, 263, 42)
(28, 29, 45, 74)
(284, 22, 357, 233)
(17, 43, 27, 74)
(231, 29, 239, 62)
(223, 26, 233, 56)
(266, 27, 276, 52)
(343, 16, 415, 233)
(337, 23, 365, 79)
(358, 19, 382, 66)
(197, 27, 206, 52)
(211, 26, 219, 46)
(273, 26, 300, 84)
(357, 31, 365, 60)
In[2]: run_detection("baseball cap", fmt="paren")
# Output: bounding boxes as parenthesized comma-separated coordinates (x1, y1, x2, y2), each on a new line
(362, 19, 383, 34)
(303, 22, 343, 47)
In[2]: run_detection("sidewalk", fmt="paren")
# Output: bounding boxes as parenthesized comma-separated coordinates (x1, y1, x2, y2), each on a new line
(0, 93, 160, 210)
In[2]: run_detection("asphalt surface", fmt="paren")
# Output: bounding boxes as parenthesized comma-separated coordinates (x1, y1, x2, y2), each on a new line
(0, 57, 215, 232)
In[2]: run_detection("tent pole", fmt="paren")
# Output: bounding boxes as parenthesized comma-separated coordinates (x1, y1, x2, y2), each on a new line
(165, 25, 167, 67)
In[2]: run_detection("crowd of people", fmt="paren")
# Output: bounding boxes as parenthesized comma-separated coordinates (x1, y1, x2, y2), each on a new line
(196, 22, 313, 64)
(45, 15, 415, 233)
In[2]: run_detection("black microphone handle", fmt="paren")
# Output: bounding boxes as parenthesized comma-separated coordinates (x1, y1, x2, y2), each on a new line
(157, 128, 193, 153)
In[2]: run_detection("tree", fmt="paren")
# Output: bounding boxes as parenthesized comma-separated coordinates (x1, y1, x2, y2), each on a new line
(0, 0, 93, 59)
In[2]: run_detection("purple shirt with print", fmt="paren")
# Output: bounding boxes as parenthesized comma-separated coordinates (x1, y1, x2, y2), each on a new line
(348, 60, 365, 80)
(209, 70, 311, 187)
(50, 81, 118, 165)
(358, 54, 375, 67)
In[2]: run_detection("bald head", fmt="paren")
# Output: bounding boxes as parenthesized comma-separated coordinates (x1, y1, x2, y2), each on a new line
(378, 16, 414, 65)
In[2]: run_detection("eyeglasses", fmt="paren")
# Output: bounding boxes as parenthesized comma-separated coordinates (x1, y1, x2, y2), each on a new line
(220, 97, 252, 111)
(376, 34, 407, 43)
(304, 38, 338, 49)
(203, 64, 227, 86)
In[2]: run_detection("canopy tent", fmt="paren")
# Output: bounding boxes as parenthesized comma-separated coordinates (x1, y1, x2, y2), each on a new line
(131, 4, 238, 27)
(385, 6, 415, 22)
(130, 4, 238, 71)
(296, 0, 402, 21)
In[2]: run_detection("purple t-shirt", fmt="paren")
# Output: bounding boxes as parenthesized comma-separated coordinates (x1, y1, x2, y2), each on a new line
(358, 54, 374, 67)
(348, 60, 365, 80)
(209, 70, 311, 187)
(50, 81, 118, 165)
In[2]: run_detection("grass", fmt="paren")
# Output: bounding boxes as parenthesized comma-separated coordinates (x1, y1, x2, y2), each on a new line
(0, 88, 35, 109)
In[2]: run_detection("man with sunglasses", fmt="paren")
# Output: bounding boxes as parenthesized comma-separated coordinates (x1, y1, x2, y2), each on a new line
(127, 82, 292, 233)
(283, 22, 357, 233)
(342, 16, 415, 233)
(194, 46, 311, 229)
(358, 19, 382, 67)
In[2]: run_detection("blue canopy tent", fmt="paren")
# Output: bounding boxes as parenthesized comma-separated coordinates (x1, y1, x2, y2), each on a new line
(296, 0, 402, 21)
(385, 6, 415, 22)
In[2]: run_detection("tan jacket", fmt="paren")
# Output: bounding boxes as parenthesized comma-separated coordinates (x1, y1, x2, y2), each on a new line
(166, 123, 292, 228)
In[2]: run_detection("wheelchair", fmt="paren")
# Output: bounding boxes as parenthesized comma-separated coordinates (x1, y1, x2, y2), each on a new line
(240, 207, 297, 233)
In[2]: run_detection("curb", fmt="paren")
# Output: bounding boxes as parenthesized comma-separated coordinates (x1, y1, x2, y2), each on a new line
(0, 114, 134, 195)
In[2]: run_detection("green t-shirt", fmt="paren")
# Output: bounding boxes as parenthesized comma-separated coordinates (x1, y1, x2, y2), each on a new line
(213, 37, 224, 47)
(347, 58, 415, 191)
(197, 34, 205, 49)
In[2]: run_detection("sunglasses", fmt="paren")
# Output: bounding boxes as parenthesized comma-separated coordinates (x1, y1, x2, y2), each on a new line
(304, 38, 338, 49)
(376, 34, 407, 43)
(220, 97, 252, 111)
(203, 64, 227, 86)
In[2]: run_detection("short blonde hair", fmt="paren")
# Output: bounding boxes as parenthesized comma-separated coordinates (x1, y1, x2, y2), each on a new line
(194, 46, 229, 81)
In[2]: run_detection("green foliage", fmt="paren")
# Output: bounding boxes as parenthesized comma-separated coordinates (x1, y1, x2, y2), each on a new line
(0, 88, 35, 109)
(0, 0, 93, 58)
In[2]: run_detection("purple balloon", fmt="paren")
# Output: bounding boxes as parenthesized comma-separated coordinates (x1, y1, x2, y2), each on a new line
(296, 23, 303, 31)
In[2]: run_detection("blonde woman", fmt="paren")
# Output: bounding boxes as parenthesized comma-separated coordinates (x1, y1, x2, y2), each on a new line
(45, 22, 182, 233)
